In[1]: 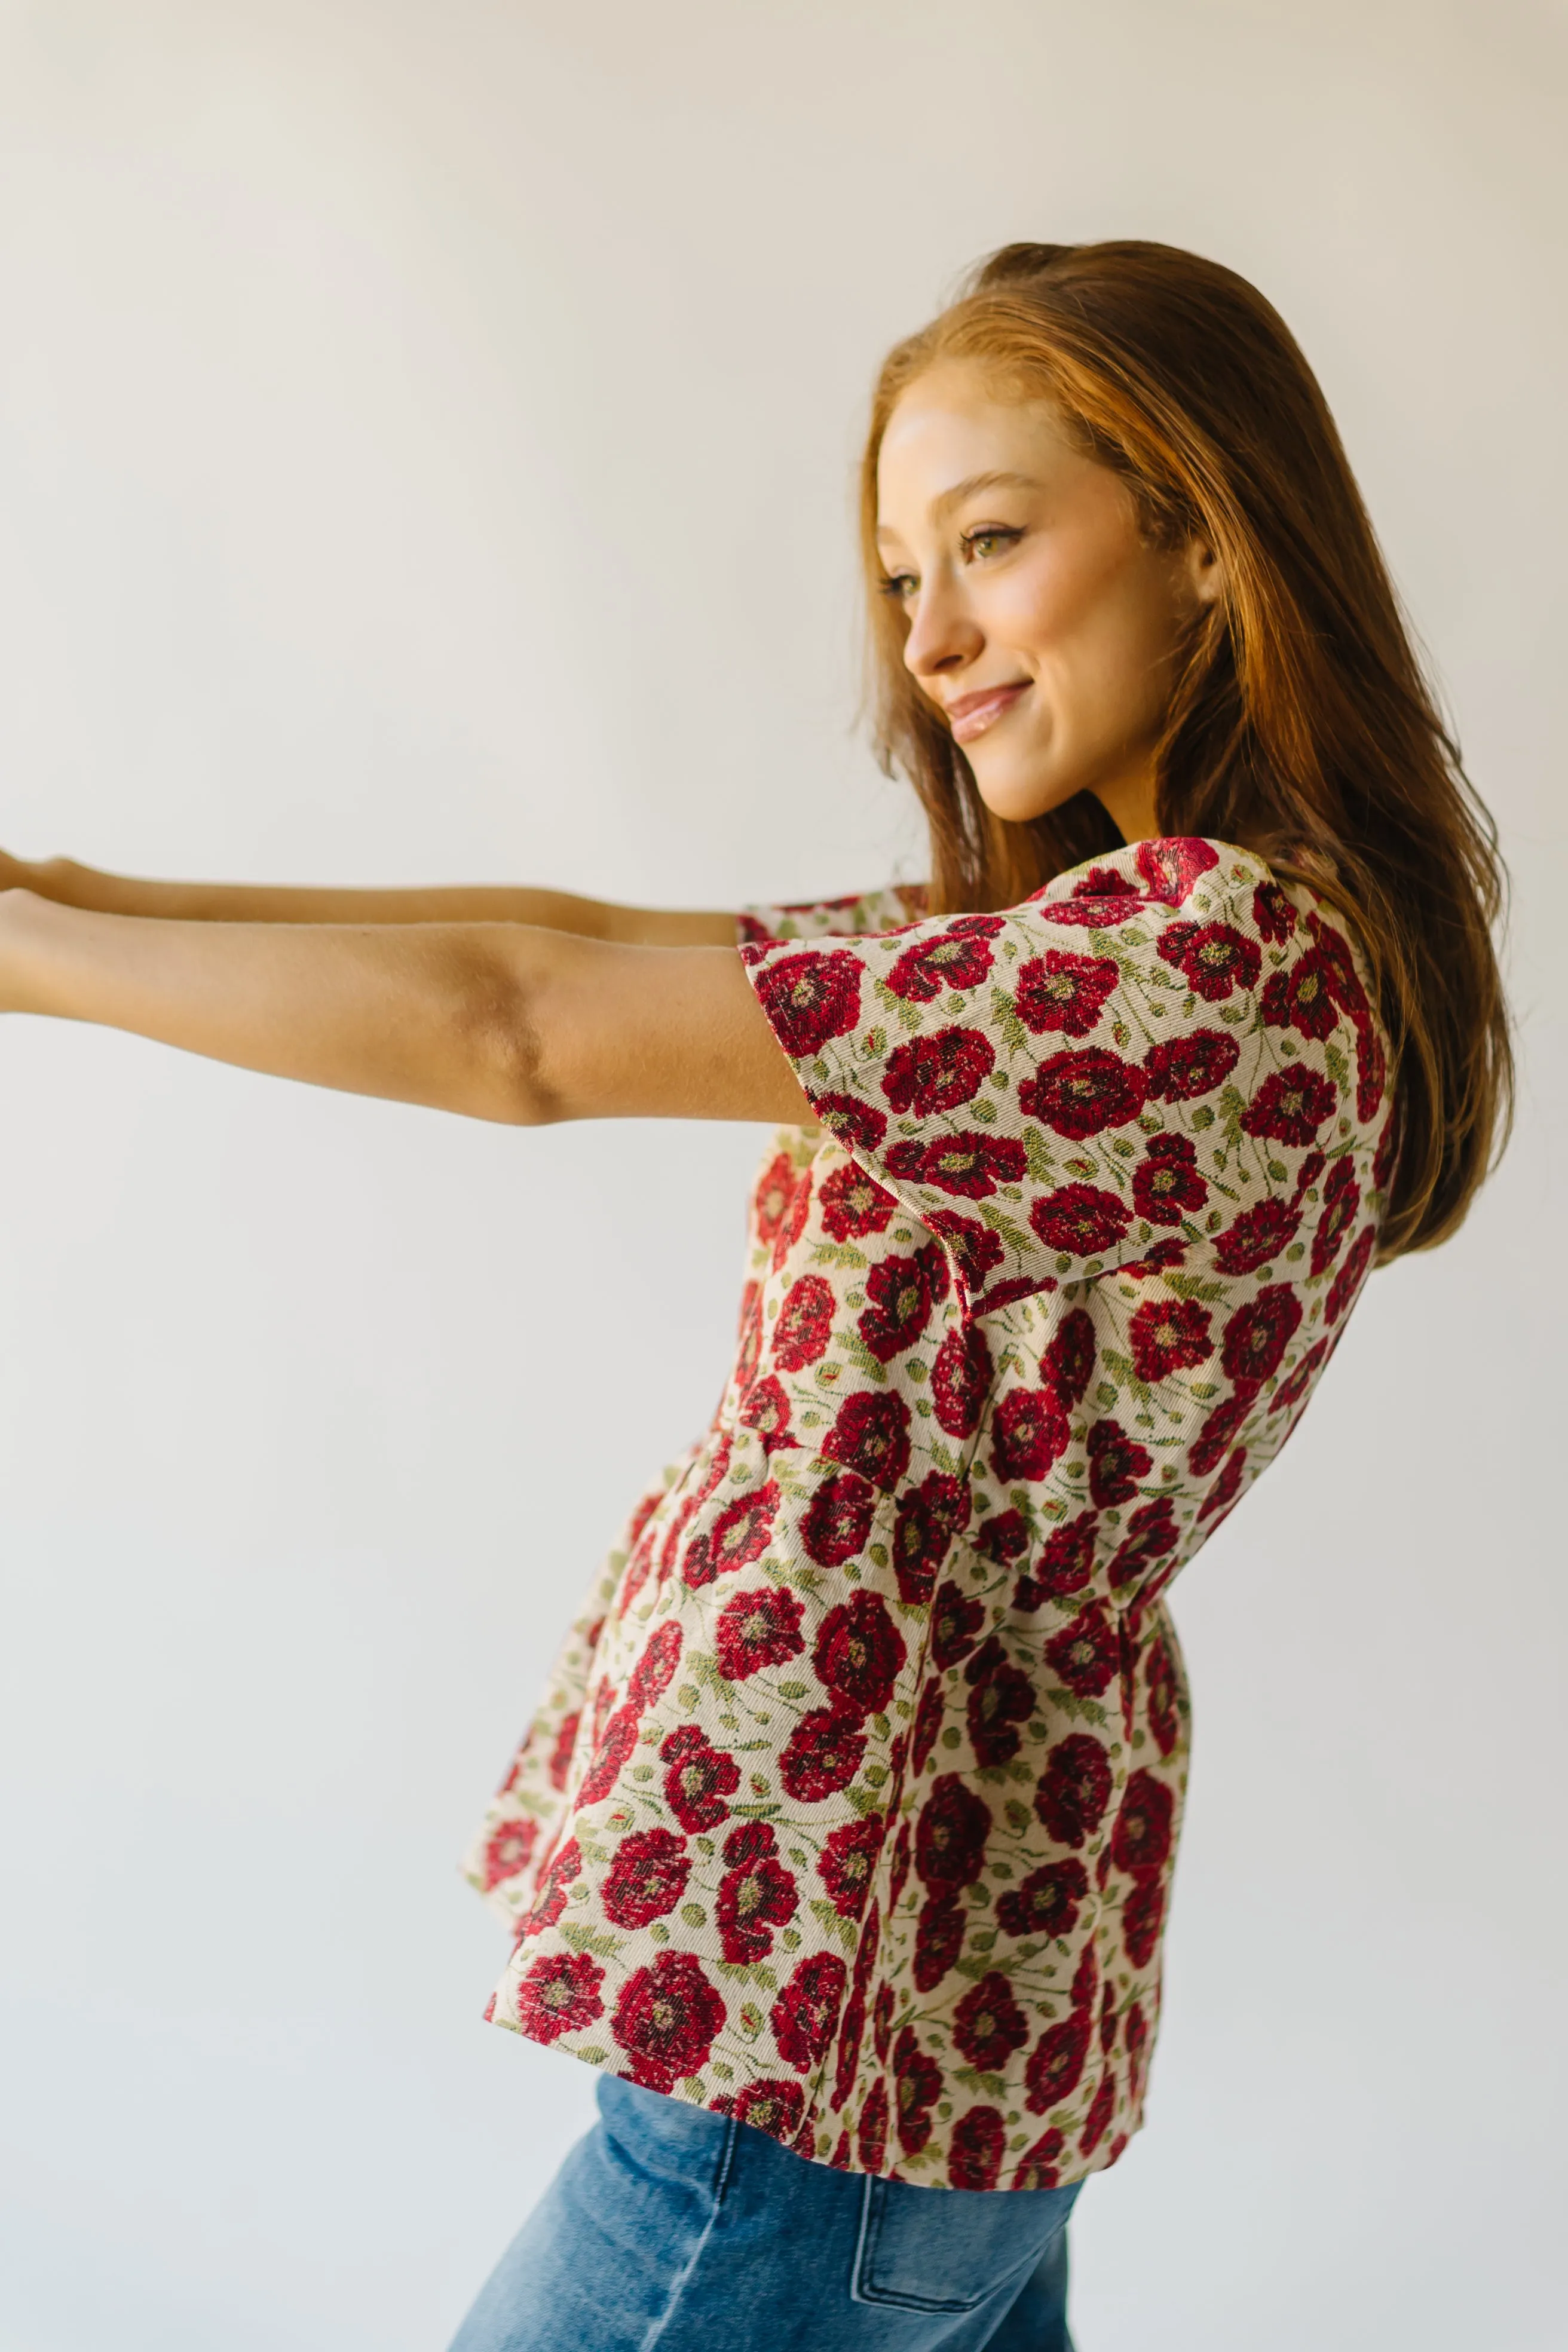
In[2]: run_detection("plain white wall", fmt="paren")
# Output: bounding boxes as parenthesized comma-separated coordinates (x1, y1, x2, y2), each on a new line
(1, 4, 1563, 2347)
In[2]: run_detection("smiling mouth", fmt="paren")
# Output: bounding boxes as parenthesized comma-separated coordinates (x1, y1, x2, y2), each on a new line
(947, 681, 1029, 744)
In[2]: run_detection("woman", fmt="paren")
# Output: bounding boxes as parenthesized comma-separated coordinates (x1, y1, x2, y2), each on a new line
(1, 243, 1510, 2349)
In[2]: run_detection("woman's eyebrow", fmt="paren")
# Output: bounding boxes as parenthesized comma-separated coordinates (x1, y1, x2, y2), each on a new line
(877, 470, 1043, 546)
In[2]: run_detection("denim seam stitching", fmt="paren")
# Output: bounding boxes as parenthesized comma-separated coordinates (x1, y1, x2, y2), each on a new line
(851, 2177, 985, 2315)
(637, 2115, 741, 2352)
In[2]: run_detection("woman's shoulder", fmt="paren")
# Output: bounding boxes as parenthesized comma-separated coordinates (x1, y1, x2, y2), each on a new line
(737, 881, 927, 947)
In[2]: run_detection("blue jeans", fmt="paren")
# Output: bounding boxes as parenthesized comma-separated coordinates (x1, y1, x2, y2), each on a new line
(448, 2077, 1080, 2351)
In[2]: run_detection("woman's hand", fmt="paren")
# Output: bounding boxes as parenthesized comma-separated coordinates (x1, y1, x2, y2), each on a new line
(0, 891, 814, 1127)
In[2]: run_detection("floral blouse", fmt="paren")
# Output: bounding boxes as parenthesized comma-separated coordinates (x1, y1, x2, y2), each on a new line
(464, 836, 1395, 2193)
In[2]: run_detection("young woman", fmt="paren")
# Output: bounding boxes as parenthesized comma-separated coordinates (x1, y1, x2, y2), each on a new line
(1, 242, 1510, 2350)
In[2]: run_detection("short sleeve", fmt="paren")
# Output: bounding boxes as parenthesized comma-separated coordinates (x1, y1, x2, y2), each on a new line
(736, 882, 927, 948)
(739, 835, 1382, 1316)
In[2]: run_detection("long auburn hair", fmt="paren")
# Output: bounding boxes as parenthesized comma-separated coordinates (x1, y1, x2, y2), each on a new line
(859, 239, 1511, 1262)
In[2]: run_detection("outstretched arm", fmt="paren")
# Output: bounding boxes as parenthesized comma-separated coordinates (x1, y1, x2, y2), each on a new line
(0, 891, 813, 1126)
(0, 848, 736, 947)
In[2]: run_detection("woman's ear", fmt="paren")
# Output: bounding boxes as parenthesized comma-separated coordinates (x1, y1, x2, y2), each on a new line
(1185, 537, 1224, 607)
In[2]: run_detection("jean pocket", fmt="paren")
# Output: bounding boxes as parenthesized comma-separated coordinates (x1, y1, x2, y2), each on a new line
(852, 2173, 1079, 2314)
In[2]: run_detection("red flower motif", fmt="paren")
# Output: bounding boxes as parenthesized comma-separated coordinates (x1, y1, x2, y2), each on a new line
(948, 2105, 1007, 2189)
(1242, 1065, 1337, 1147)
(893, 2026, 944, 2153)
(990, 1385, 1071, 1484)
(660, 1725, 740, 1832)
(1309, 1156, 1361, 1274)
(1045, 1602, 1120, 1697)
(1015, 1510, 1098, 1610)
(912, 1679, 945, 1775)
(1088, 1417, 1152, 1507)
(930, 1321, 994, 1438)
(522, 1838, 581, 1938)
(915, 1772, 992, 1889)
(1270, 1336, 1327, 1417)
(578, 1705, 641, 1805)
(771, 1951, 848, 2074)
(810, 1094, 887, 1155)
(974, 1510, 1028, 1567)
(1131, 1132, 1208, 1225)
(1128, 1296, 1212, 1382)
(1015, 2127, 1065, 2189)
(963, 1636, 1037, 1766)
(930, 1580, 985, 1668)
(914, 1131, 1028, 1199)
(1221, 1284, 1303, 1383)
(1019, 1047, 1148, 1137)
(882, 1026, 996, 1116)
(856, 2078, 890, 2172)
(1111, 1769, 1175, 1873)
(1143, 1027, 1240, 1102)
(1197, 1444, 1248, 1524)
(1213, 1195, 1301, 1273)
(716, 1826, 798, 1963)
(892, 1471, 970, 1606)
(602, 1827, 691, 1928)
(1187, 1382, 1256, 1477)
(859, 1245, 945, 1362)
(831, 1986, 869, 2115)
(1126, 2001, 1150, 2104)
(819, 1161, 897, 1241)
(514, 1950, 604, 2045)
(1252, 880, 1297, 942)
(611, 1950, 727, 2091)
(1108, 1497, 1180, 1590)
(728, 2078, 805, 2141)
(714, 1583, 805, 1681)
(779, 1702, 867, 1801)
(886, 920, 1003, 1002)
(813, 1590, 907, 1716)
(912, 1894, 967, 1990)
(1355, 1013, 1386, 1121)
(823, 1390, 912, 1493)
(1030, 1182, 1131, 1257)
(952, 1973, 1030, 2070)
(872, 1982, 895, 2065)
(1014, 948, 1120, 1037)
(1025, 2011, 1092, 2114)
(1326, 1224, 1376, 1322)
(801, 1469, 878, 1568)
(773, 1277, 834, 1371)
(1135, 837, 1220, 902)
(770, 1166, 814, 1270)
(481, 1817, 538, 1889)
(685, 1480, 782, 1590)
(1079, 2066, 1117, 2155)
(626, 1621, 684, 1711)
(1157, 919, 1260, 1000)
(1307, 912, 1368, 1014)
(1120, 1873, 1166, 1968)
(1261, 947, 1340, 1040)
(1034, 1735, 1114, 1849)
(926, 1209, 1006, 1292)
(818, 1814, 887, 1919)
(1146, 1634, 1180, 1757)
(752, 1153, 797, 1242)
(997, 1855, 1090, 1940)
(754, 947, 863, 1058)
(739, 1374, 794, 1453)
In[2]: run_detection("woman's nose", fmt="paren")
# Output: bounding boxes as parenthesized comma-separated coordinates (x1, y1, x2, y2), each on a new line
(902, 574, 982, 680)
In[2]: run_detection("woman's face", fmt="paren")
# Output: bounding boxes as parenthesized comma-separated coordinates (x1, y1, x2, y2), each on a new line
(874, 360, 1218, 842)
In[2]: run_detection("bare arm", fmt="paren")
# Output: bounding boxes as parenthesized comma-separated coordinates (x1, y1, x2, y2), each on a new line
(0, 890, 814, 1126)
(0, 848, 737, 947)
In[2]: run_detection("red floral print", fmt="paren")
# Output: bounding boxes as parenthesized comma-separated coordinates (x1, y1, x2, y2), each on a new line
(716, 1823, 799, 1963)
(1143, 1026, 1240, 1102)
(1014, 948, 1120, 1037)
(521, 1838, 581, 1938)
(891, 1471, 969, 1606)
(602, 1829, 691, 1928)
(738, 1374, 794, 1453)
(813, 1591, 907, 1716)
(823, 1391, 912, 1493)
(1015, 1510, 1098, 1609)
(1261, 946, 1340, 1040)
(728, 2078, 806, 2140)
(1110, 1771, 1175, 1874)
(1025, 2011, 1092, 2115)
(480, 1818, 538, 1889)
(964, 1636, 1037, 1765)
(1132, 1133, 1208, 1225)
(953, 1973, 1030, 2069)
(948, 2106, 1007, 2189)
(1019, 1047, 1148, 1137)
(660, 1725, 740, 1833)
(1079, 2067, 1117, 2155)
(1214, 1195, 1301, 1273)
(819, 1161, 896, 1241)
(1087, 1419, 1153, 1508)
(859, 1247, 944, 1361)
(893, 2027, 944, 2154)
(913, 1894, 967, 1990)
(997, 1857, 1089, 1941)
(1030, 1183, 1131, 1257)
(771, 1952, 849, 2074)
(801, 1469, 878, 1567)
(1242, 1065, 1337, 1147)
(1327, 1225, 1376, 1322)
(856, 2078, 889, 2172)
(684, 1480, 780, 1588)
(911, 1131, 1029, 1199)
(886, 919, 1002, 1002)
(1108, 1498, 1179, 1592)
(1310, 1157, 1361, 1273)
(1045, 1603, 1121, 1698)
(1129, 1296, 1212, 1383)
(882, 1026, 996, 1116)
(930, 1321, 994, 1437)
(779, 1702, 867, 1802)
(626, 1621, 684, 1710)
(612, 1951, 727, 2091)
(1120, 1874, 1166, 1969)
(1045, 1307, 1096, 1407)
(991, 1385, 1071, 1483)
(1157, 919, 1261, 1000)
(915, 1774, 992, 1890)
(714, 1583, 805, 1680)
(1187, 1382, 1256, 1477)
(578, 1707, 641, 1805)
(751, 948, 862, 1056)
(817, 1815, 887, 1919)
(1221, 1285, 1303, 1383)
(930, 1581, 985, 1669)
(515, 1951, 604, 2044)
(774, 1277, 835, 1371)
(924, 1209, 1006, 1291)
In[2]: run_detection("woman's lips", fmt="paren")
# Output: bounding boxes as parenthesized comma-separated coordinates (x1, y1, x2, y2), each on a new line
(948, 681, 1029, 744)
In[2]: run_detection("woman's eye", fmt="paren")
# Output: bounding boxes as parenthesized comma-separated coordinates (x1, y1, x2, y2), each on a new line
(878, 572, 918, 602)
(961, 526, 1022, 562)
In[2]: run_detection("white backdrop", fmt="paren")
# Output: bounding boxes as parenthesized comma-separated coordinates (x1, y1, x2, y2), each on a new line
(1, 5, 1564, 2348)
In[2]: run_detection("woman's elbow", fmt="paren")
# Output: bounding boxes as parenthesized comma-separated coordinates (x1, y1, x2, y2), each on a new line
(454, 955, 564, 1126)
